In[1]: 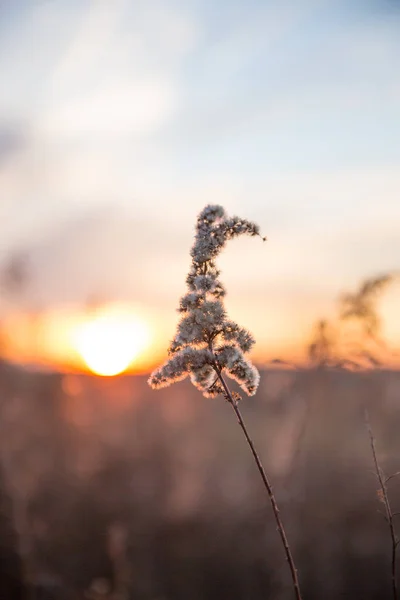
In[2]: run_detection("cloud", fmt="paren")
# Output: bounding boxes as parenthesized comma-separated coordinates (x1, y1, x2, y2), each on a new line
(0, 0, 198, 139)
(40, 78, 176, 138)
(45, 0, 129, 96)
(38, 0, 183, 138)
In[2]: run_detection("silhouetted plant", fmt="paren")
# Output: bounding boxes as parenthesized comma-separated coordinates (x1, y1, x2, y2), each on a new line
(306, 272, 397, 370)
(308, 319, 336, 367)
(365, 410, 400, 600)
(340, 274, 393, 340)
(149, 205, 302, 600)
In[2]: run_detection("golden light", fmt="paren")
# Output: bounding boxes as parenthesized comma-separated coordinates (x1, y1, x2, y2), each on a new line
(73, 305, 151, 376)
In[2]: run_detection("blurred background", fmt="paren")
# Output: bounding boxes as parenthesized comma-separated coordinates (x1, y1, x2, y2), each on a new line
(0, 0, 400, 598)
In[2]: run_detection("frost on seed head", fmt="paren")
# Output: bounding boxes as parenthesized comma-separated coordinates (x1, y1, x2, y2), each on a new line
(148, 205, 265, 398)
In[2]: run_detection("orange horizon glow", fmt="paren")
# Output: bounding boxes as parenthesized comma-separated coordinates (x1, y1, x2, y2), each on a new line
(72, 305, 152, 376)
(0, 302, 164, 376)
(0, 305, 307, 375)
(0, 297, 399, 376)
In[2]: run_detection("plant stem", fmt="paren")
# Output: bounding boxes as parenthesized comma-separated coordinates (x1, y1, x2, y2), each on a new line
(365, 410, 398, 600)
(213, 362, 302, 600)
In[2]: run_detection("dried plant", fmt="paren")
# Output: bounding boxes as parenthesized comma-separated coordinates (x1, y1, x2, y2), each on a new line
(306, 272, 397, 370)
(340, 274, 393, 340)
(149, 204, 302, 600)
(365, 410, 400, 600)
(308, 319, 336, 367)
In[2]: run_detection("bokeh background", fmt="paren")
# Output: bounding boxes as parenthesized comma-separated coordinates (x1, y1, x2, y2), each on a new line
(1, 0, 400, 598)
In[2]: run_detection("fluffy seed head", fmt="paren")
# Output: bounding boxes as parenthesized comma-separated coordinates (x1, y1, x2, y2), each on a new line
(149, 205, 265, 398)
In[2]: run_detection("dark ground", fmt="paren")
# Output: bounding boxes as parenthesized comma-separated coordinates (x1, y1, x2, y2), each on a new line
(0, 359, 400, 599)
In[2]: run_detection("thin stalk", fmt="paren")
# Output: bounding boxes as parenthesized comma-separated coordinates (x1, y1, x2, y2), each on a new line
(365, 410, 398, 600)
(213, 361, 302, 600)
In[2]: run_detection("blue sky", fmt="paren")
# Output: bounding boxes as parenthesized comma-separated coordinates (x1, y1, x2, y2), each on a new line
(0, 0, 399, 358)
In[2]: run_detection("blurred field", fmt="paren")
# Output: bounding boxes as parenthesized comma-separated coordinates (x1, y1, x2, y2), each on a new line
(0, 359, 400, 599)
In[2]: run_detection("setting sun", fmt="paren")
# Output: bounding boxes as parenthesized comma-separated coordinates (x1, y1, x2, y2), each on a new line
(73, 305, 151, 376)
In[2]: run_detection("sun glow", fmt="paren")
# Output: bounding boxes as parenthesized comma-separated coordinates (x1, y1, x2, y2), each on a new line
(73, 305, 151, 376)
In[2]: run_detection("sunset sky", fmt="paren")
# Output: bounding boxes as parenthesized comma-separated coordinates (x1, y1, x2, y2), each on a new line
(0, 0, 399, 370)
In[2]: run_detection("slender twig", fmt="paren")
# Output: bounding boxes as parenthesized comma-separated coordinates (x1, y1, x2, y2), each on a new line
(365, 410, 398, 600)
(386, 473, 400, 485)
(212, 360, 302, 600)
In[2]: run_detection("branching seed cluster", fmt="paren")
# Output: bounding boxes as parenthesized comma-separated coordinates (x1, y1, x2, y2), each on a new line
(149, 205, 265, 398)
